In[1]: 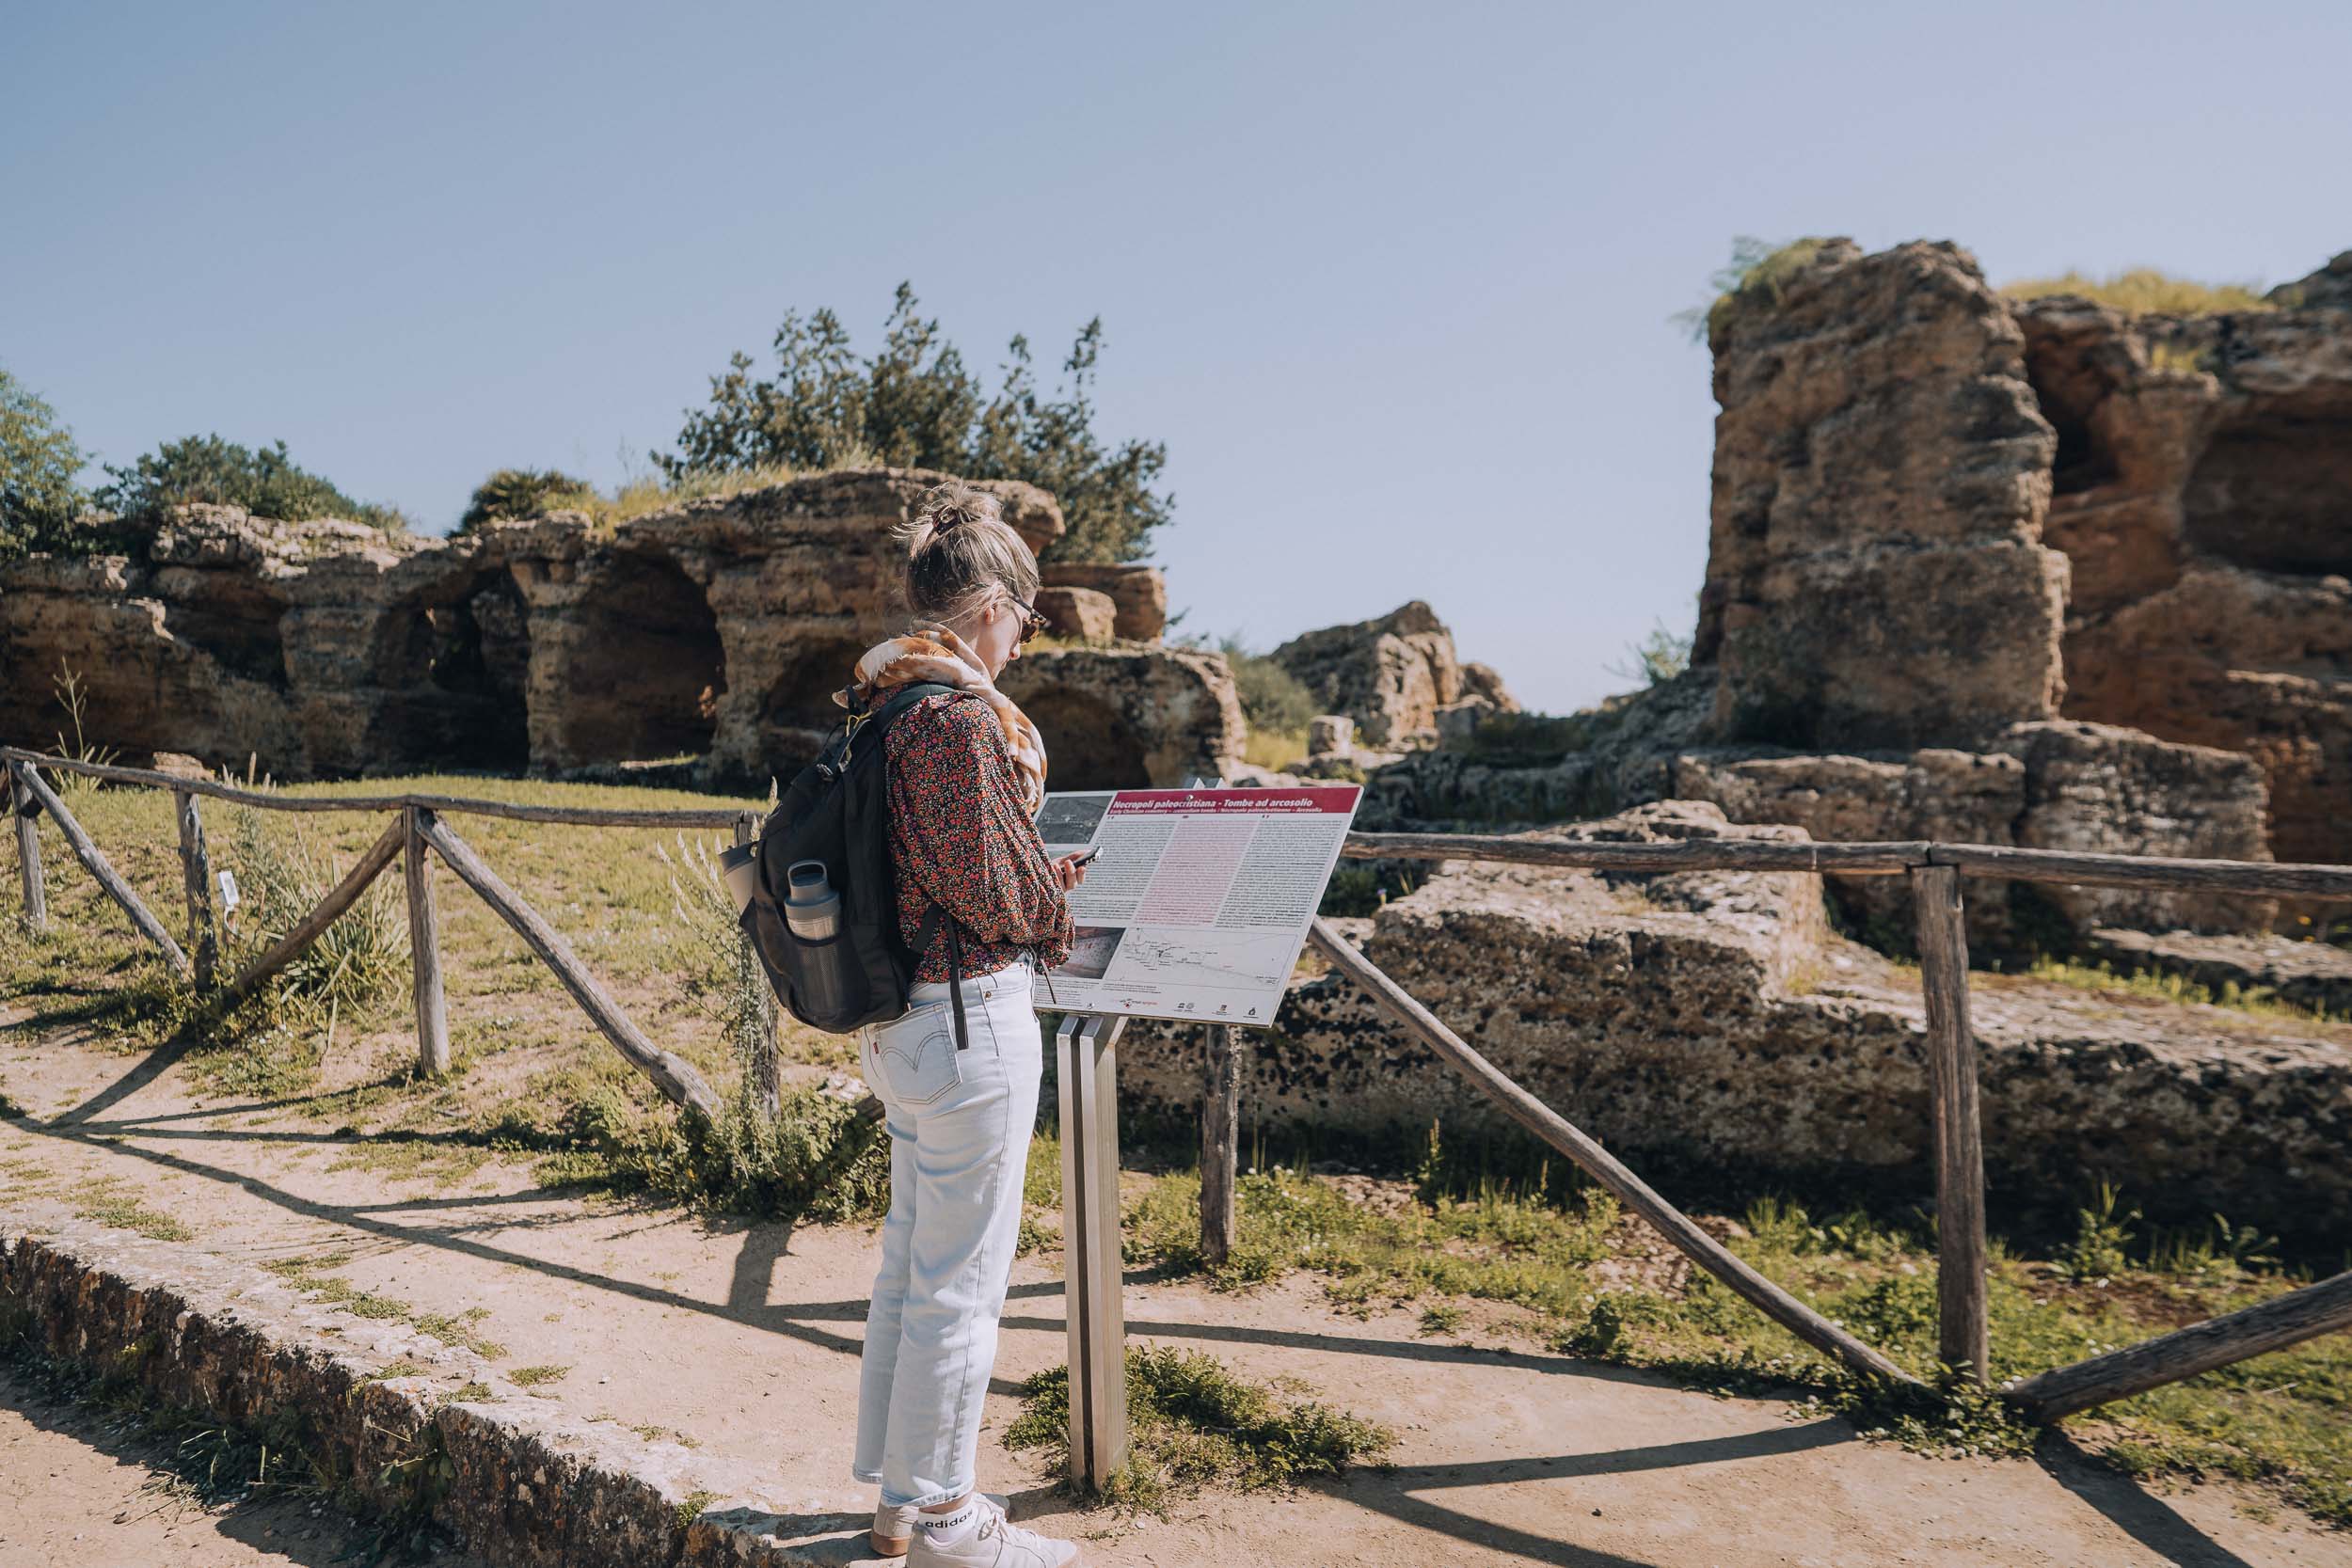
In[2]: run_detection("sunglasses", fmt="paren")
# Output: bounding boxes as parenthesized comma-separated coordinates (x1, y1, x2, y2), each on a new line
(1004, 590, 1049, 644)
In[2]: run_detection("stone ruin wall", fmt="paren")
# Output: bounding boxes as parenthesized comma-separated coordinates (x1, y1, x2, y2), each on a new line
(0, 469, 1247, 792)
(1595, 241, 2346, 945)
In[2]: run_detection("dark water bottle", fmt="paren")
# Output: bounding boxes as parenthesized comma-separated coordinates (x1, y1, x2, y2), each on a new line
(785, 860, 853, 1020)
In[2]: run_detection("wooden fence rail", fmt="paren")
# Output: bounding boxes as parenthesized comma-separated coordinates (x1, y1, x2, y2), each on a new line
(1308, 917, 1917, 1386)
(5, 744, 2348, 1432)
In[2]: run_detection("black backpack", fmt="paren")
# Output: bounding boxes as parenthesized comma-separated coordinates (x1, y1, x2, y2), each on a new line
(741, 681, 976, 1050)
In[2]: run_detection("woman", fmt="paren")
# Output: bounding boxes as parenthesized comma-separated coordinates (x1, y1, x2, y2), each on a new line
(846, 481, 1089, 1568)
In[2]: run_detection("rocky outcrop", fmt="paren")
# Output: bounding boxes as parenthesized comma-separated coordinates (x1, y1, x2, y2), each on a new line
(0, 471, 1241, 790)
(2274, 250, 2352, 312)
(1386, 238, 2352, 945)
(1271, 600, 1512, 747)
(2016, 287, 2352, 872)
(1698, 241, 2067, 751)
(1124, 803, 2352, 1243)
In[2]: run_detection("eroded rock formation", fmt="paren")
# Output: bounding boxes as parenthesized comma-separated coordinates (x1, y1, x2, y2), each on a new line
(1374, 239, 2352, 944)
(0, 471, 1244, 788)
(1125, 802, 2352, 1242)
(1271, 599, 1517, 748)
(2018, 277, 2352, 870)
(1699, 240, 2067, 751)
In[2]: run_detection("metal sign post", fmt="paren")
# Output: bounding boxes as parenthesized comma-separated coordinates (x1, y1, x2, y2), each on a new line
(1055, 1010, 1129, 1488)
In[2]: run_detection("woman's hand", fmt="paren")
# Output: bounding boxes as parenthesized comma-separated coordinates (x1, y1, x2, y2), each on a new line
(1052, 853, 1090, 892)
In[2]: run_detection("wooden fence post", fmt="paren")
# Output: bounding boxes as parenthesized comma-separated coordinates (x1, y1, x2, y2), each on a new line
(8, 764, 45, 935)
(1912, 863, 1990, 1385)
(1057, 1011, 1131, 1488)
(405, 808, 451, 1076)
(736, 811, 781, 1119)
(10, 760, 190, 978)
(1199, 1023, 1241, 1269)
(174, 789, 218, 989)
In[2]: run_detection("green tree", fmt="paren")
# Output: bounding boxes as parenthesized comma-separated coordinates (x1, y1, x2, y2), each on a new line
(96, 434, 406, 532)
(458, 467, 595, 531)
(0, 367, 92, 559)
(664, 284, 1169, 563)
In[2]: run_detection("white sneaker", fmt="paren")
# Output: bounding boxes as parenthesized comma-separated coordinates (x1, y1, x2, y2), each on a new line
(868, 1493, 1010, 1559)
(904, 1494, 1078, 1567)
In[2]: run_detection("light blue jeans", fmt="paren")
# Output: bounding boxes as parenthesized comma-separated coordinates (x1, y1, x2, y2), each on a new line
(851, 960, 1042, 1508)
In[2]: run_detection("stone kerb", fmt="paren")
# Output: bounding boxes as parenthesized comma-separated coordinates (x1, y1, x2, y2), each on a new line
(0, 1210, 848, 1567)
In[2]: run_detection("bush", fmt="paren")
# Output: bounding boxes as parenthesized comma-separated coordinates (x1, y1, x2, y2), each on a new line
(0, 367, 93, 559)
(563, 1082, 889, 1223)
(664, 283, 1170, 563)
(221, 803, 407, 1018)
(1605, 619, 1692, 689)
(1219, 638, 1319, 736)
(457, 467, 595, 531)
(95, 434, 406, 532)
(2003, 268, 2272, 316)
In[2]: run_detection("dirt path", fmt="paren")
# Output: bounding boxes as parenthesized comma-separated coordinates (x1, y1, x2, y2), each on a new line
(3, 1022, 2346, 1568)
(0, 1363, 489, 1568)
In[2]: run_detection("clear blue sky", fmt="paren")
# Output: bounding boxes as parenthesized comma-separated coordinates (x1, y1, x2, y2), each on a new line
(6, 2, 2345, 714)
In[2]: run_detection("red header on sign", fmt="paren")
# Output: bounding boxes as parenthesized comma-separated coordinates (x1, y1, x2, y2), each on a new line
(1104, 786, 1361, 816)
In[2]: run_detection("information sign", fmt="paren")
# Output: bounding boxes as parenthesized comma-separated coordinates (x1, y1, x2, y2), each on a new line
(1035, 784, 1362, 1023)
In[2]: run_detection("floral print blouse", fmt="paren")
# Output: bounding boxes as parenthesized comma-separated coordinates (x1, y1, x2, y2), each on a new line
(882, 689, 1074, 982)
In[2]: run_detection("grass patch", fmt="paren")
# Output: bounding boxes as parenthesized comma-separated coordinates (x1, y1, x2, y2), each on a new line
(1006, 1346, 1392, 1513)
(544, 1080, 888, 1222)
(1680, 236, 1837, 344)
(71, 1178, 193, 1242)
(260, 1258, 508, 1359)
(1418, 1303, 1466, 1336)
(2004, 268, 2272, 316)
(1121, 1132, 1619, 1321)
(1113, 1149, 2352, 1528)
(1996, 955, 2335, 1026)
(1242, 727, 1308, 771)
(508, 1364, 569, 1388)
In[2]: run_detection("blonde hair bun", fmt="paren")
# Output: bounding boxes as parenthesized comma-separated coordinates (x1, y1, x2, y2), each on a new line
(892, 479, 1041, 624)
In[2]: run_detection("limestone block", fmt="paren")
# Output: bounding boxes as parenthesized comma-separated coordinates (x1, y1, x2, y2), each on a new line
(1033, 586, 1116, 643)
(1039, 562, 1167, 641)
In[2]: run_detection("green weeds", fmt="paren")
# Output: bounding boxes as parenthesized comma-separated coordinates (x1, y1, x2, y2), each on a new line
(548, 1080, 887, 1223)
(1006, 1346, 1393, 1513)
(260, 1257, 508, 1359)
(71, 1178, 193, 1242)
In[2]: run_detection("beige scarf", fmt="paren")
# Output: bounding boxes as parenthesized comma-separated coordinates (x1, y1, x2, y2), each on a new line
(839, 626, 1049, 813)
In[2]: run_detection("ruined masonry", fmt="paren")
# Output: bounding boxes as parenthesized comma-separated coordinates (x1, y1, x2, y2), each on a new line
(1368, 242, 2352, 946)
(0, 469, 1246, 790)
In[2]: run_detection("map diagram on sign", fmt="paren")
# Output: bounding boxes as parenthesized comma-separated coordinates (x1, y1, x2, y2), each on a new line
(1033, 784, 1362, 1025)
(1106, 929, 1298, 995)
